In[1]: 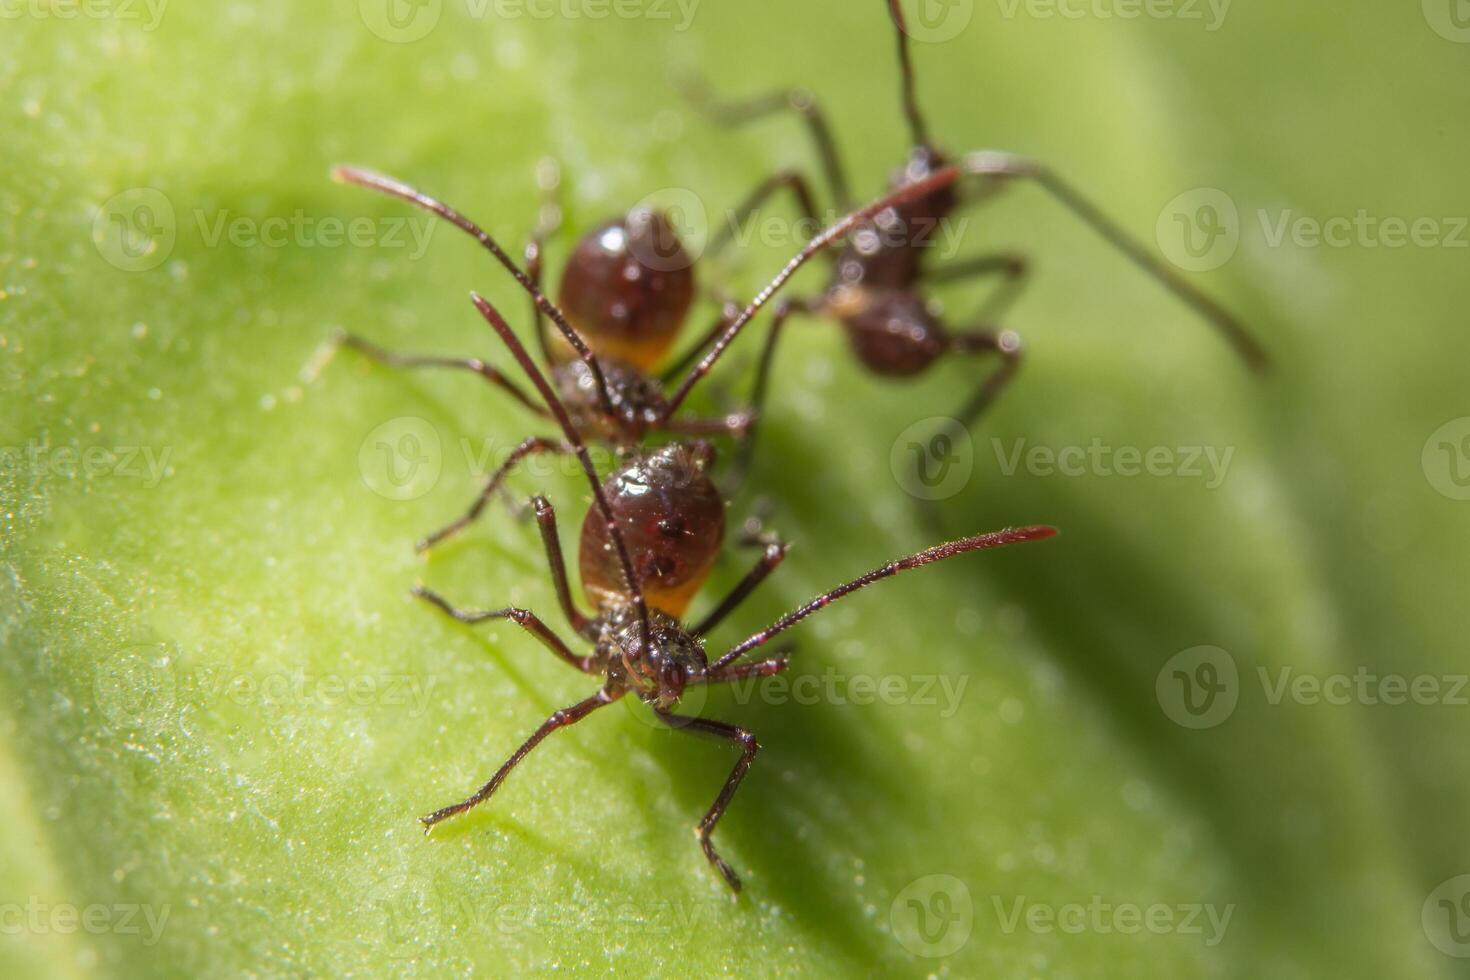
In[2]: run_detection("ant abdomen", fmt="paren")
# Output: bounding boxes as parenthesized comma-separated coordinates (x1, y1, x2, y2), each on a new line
(837, 289, 949, 377)
(555, 210, 696, 372)
(579, 442, 725, 617)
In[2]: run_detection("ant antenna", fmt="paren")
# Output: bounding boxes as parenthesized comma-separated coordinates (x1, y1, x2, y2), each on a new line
(709, 525, 1057, 672)
(468, 292, 651, 644)
(885, 0, 933, 150)
(332, 166, 620, 418)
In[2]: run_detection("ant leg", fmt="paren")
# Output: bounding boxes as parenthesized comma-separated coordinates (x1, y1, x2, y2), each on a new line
(924, 253, 1031, 322)
(421, 689, 618, 831)
(412, 586, 597, 674)
(661, 299, 741, 382)
(704, 654, 791, 685)
(654, 711, 760, 894)
(949, 328, 1024, 428)
(529, 495, 595, 638)
(335, 330, 548, 417)
(710, 525, 1058, 671)
(730, 297, 812, 482)
(681, 78, 852, 210)
(691, 536, 788, 638)
(709, 170, 828, 262)
(416, 436, 574, 552)
(524, 157, 564, 364)
(958, 151, 1269, 371)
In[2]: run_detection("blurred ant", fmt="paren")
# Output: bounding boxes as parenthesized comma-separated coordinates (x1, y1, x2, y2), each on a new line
(332, 162, 992, 549)
(409, 289, 1058, 893)
(683, 0, 1271, 461)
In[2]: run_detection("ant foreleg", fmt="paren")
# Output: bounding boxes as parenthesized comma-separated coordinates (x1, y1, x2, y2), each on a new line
(654, 711, 760, 894)
(417, 436, 574, 552)
(691, 536, 789, 638)
(709, 170, 829, 263)
(335, 330, 548, 417)
(680, 77, 852, 210)
(412, 586, 598, 674)
(729, 297, 812, 484)
(530, 495, 595, 638)
(421, 689, 618, 831)
(924, 252, 1031, 323)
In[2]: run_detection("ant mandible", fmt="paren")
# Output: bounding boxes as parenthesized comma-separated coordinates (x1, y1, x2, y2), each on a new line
(408, 288, 1058, 893)
(682, 0, 1271, 461)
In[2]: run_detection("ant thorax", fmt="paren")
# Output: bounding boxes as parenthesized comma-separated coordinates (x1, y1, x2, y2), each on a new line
(552, 356, 671, 444)
(578, 441, 725, 619)
(595, 604, 708, 710)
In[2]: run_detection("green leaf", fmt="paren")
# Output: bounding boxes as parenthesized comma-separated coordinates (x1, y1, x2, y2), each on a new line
(4, 1, 1467, 976)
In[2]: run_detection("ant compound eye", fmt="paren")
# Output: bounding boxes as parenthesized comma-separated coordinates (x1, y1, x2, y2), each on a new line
(657, 517, 686, 538)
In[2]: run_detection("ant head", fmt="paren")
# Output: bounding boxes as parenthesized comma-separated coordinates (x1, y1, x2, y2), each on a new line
(555, 210, 696, 373)
(579, 442, 724, 619)
(603, 608, 708, 710)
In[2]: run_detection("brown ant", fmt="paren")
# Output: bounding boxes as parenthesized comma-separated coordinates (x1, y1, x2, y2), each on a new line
(681, 0, 1271, 461)
(408, 288, 1058, 893)
(331, 161, 1003, 549)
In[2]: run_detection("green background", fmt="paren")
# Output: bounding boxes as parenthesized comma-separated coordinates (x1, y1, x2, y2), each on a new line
(4, 0, 1469, 975)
